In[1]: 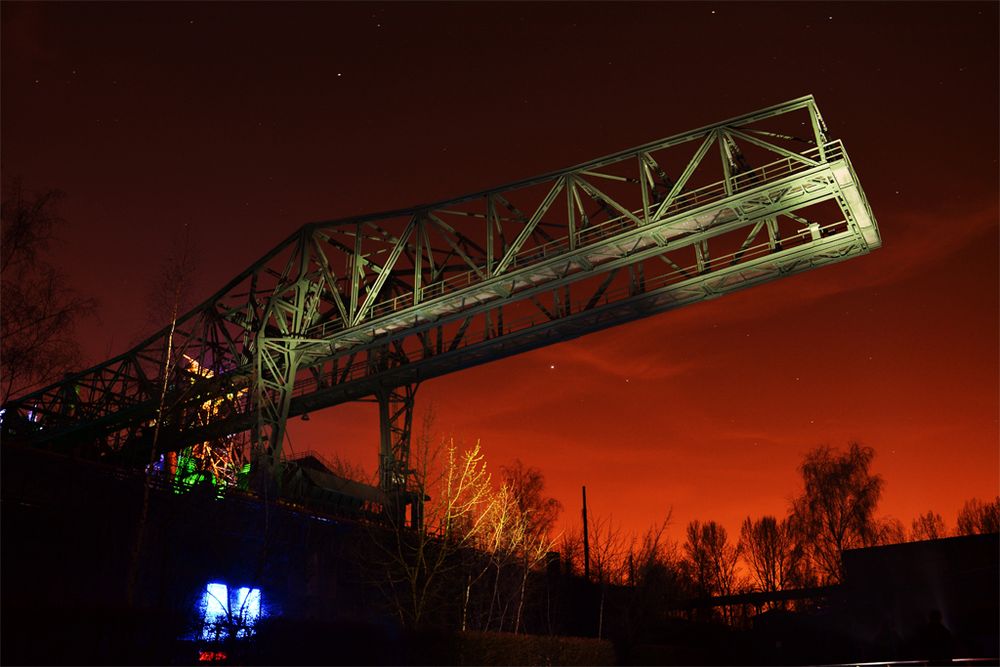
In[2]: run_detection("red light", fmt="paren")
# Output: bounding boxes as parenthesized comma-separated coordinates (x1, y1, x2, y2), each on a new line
(198, 651, 227, 662)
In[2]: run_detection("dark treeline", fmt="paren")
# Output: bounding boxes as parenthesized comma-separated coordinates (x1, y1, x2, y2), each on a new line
(559, 443, 999, 623)
(356, 438, 999, 636)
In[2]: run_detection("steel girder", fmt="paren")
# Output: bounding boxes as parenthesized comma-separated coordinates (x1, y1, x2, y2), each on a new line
(1, 95, 881, 498)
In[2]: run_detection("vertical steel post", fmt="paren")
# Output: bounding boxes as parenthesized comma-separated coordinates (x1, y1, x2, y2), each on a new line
(377, 383, 421, 528)
(582, 485, 591, 581)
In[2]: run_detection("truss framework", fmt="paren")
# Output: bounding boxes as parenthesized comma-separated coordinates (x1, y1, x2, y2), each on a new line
(2, 95, 881, 503)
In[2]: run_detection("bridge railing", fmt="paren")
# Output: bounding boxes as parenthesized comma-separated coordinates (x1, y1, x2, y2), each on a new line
(291, 215, 850, 399)
(312, 141, 843, 338)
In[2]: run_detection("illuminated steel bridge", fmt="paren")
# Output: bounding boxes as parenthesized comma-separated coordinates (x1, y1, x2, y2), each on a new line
(1, 95, 881, 519)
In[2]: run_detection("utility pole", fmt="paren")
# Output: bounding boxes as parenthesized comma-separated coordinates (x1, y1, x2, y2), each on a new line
(582, 485, 590, 581)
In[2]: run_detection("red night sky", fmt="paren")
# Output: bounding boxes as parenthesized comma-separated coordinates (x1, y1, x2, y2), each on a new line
(3, 2, 997, 543)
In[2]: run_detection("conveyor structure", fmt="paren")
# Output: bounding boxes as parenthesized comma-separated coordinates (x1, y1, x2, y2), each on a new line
(1, 95, 882, 522)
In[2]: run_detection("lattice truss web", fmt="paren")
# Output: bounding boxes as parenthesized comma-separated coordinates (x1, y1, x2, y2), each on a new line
(2, 95, 880, 489)
(131, 355, 252, 491)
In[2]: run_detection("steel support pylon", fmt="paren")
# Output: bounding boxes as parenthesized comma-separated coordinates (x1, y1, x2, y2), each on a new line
(377, 383, 421, 529)
(252, 338, 303, 493)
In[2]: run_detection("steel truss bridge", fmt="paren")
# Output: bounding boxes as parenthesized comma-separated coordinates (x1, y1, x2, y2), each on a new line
(2, 95, 881, 521)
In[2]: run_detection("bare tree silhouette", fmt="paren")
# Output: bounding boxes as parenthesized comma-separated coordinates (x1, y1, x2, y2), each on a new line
(1, 178, 95, 402)
(739, 515, 800, 597)
(684, 520, 740, 596)
(956, 496, 1000, 535)
(910, 510, 948, 541)
(790, 442, 884, 583)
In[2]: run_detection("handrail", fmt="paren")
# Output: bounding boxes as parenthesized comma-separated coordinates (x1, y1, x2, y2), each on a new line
(290, 216, 851, 399)
(306, 141, 844, 340)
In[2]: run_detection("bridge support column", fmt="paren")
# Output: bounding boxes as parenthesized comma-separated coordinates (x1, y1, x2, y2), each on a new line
(252, 338, 302, 495)
(377, 383, 421, 529)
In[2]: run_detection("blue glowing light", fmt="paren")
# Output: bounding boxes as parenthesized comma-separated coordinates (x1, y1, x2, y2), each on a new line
(201, 583, 230, 641)
(233, 587, 261, 638)
(200, 582, 263, 641)
(147, 454, 166, 476)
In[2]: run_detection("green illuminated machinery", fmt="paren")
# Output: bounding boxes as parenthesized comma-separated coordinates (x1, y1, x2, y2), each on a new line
(2, 95, 881, 522)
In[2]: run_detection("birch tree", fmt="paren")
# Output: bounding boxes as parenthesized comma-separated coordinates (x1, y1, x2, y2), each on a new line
(789, 442, 884, 583)
(375, 437, 496, 628)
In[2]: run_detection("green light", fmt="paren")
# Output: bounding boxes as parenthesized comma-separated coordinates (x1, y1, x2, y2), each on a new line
(173, 447, 212, 494)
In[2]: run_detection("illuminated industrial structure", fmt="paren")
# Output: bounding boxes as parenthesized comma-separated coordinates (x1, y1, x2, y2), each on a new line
(1, 95, 881, 522)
